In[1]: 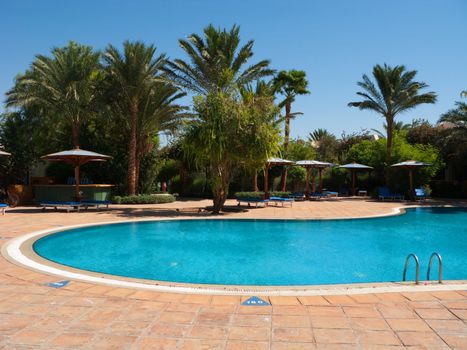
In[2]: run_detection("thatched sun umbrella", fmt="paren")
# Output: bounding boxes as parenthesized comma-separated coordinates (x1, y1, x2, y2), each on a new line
(339, 162, 373, 196)
(390, 160, 431, 197)
(41, 147, 111, 201)
(264, 158, 294, 198)
(295, 160, 334, 199)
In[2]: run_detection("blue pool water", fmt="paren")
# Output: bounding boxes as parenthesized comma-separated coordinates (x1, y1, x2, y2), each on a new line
(33, 207, 467, 286)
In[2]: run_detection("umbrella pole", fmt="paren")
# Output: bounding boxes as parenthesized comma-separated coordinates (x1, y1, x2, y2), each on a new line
(74, 165, 81, 202)
(409, 169, 414, 199)
(264, 166, 269, 199)
(311, 170, 316, 194)
(319, 168, 323, 193)
(352, 170, 356, 196)
(305, 167, 310, 200)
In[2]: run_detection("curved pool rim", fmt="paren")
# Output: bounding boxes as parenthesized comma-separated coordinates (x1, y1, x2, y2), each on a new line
(3, 205, 467, 296)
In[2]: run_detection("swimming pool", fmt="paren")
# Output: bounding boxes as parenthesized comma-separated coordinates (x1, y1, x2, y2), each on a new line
(33, 207, 467, 286)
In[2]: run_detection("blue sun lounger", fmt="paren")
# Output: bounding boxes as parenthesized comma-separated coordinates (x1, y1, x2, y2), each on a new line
(269, 196, 294, 207)
(415, 188, 428, 201)
(0, 203, 7, 215)
(378, 187, 404, 201)
(39, 201, 83, 212)
(82, 200, 111, 210)
(309, 192, 328, 200)
(237, 197, 269, 207)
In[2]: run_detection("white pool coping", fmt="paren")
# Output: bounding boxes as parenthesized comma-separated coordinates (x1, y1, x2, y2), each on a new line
(2, 205, 467, 296)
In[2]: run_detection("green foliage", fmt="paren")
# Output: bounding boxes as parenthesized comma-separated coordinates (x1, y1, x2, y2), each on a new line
(183, 91, 280, 212)
(112, 193, 175, 204)
(273, 70, 310, 107)
(348, 63, 437, 159)
(163, 24, 273, 95)
(6, 41, 102, 147)
(234, 191, 290, 199)
(285, 139, 316, 161)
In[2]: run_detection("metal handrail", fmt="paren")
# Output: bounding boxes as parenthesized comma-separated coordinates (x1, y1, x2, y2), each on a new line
(427, 252, 443, 283)
(403, 253, 420, 284)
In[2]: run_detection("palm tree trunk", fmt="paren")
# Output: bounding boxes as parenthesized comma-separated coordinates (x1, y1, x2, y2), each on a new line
(127, 104, 138, 195)
(211, 163, 229, 214)
(135, 147, 141, 195)
(281, 102, 291, 191)
(252, 171, 258, 192)
(386, 115, 394, 161)
(284, 102, 291, 150)
(71, 122, 80, 149)
(180, 162, 188, 195)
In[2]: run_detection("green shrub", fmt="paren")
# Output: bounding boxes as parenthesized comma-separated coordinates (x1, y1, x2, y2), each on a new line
(112, 193, 176, 204)
(235, 191, 264, 199)
(269, 191, 291, 198)
(234, 191, 291, 199)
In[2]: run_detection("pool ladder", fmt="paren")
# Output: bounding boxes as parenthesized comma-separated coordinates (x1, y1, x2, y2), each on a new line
(403, 252, 442, 284)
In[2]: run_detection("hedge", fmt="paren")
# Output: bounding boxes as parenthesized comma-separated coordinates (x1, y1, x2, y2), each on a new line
(112, 193, 176, 204)
(234, 191, 291, 199)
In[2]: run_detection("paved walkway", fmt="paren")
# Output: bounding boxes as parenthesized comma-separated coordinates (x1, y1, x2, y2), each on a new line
(0, 199, 466, 349)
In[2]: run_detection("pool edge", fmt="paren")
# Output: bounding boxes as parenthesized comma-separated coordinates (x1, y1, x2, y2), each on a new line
(3, 204, 467, 296)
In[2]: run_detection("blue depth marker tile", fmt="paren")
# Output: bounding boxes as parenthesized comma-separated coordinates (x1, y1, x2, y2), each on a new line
(46, 280, 70, 288)
(241, 296, 270, 306)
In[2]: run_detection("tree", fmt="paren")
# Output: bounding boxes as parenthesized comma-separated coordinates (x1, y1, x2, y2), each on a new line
(371, 121, 410, 139)
(272, 70, 310, 190)
(134, 83, 187, 191)
(183, 92, 280, 214)
(163, 24, 274, 95)
(273, 70, 310, 150)
(6, 41, 101, 148)
(348, 64, 437, 161)
(308, 129, 338, 163)
(103, 41, 165, 195)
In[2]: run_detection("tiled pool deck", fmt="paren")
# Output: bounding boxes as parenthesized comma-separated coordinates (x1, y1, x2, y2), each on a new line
(0, 198, 466, 349)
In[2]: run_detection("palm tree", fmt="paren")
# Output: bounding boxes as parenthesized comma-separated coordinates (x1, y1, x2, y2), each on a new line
(6, 41, 101, 148)
(371, 121, 410, 138)
(348, 64, 437, 161)
(163, 24, 274, 95)
(272, 70, 309, 190)
(103, 41, 165, 195)
(135, 83, 187, 190)
(272, 70, 310, 150)
(308, 128, 334, 143)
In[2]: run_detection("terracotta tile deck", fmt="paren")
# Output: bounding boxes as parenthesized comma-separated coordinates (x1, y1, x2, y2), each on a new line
(0, 198, 466, 349)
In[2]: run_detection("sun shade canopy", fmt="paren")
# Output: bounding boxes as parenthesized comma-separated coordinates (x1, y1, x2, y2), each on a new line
(339, 162, 373, 170)
(296, 160, 335, 168)
(391, 160, 431, 168)
(266, 157, 294, 166)
(41, 148, 111, 165)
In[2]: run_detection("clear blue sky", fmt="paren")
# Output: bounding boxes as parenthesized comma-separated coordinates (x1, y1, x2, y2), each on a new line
(1, 0, 466, 139)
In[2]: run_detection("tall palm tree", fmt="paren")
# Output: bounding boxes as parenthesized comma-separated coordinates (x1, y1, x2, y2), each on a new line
(371, 121, 410, 138)
(272, 70, 309, 190)
(6, 41, 101, 148)
(272, 70, 310, 150)
(163, 24, 274, 95)
(348, 64, 437, 161)
(135, 83, 187, 190)
(103, 41, 165, 195)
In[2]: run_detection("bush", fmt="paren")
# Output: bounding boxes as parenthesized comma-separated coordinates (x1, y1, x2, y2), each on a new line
(234, 191, 291, 199)
(112, 193, 176, 204)
(235, 191, 264, 199)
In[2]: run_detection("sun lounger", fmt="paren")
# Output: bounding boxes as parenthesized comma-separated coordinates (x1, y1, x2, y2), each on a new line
(323, 191, 338, 198)
(0, 203, 7, 215)
(415, 188, 428, 201)
(269, 196, 294, 207)
(39, 201, 83, 212)
(309, 192, 328, 200)
(237, 198, 269, 207)
(378, 187, 404, 201)
(82, 200, 111, 210)
(289, 192, 305, 201)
